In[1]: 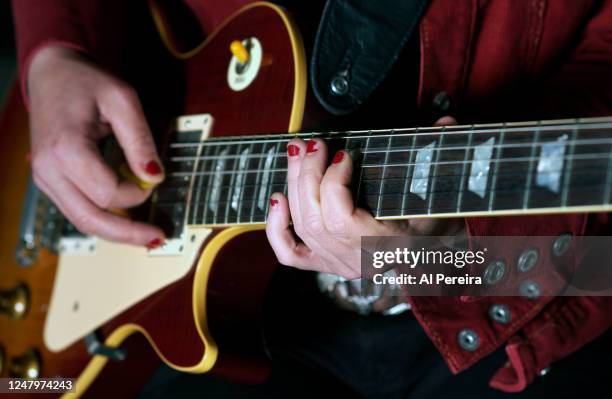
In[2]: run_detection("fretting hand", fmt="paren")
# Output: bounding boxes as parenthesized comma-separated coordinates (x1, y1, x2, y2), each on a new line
(266, 117, 465, 279)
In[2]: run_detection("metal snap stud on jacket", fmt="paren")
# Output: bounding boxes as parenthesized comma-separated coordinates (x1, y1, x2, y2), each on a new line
(538, 367, 551, 377)
(489, 304, 511, 324)
(457, 328, 480, 351)
(517, 249, 539, 273)
(552, 233, 572, 257)
(484, 260, 505, 285)
(432, 91, 451, 112)
(519, 280, 541, 300)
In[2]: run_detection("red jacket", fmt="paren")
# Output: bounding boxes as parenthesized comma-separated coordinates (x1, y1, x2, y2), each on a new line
(12, 0, 612, 392)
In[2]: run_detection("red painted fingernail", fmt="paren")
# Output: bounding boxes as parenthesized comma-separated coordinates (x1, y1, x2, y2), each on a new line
(145, 161, 163, 175)
(146, 238, 162, 249)
(306, 140, 318, 153)
(287, 144, 300, 156)
(332, 151, 345, 164)
(270, 198, 279, 207)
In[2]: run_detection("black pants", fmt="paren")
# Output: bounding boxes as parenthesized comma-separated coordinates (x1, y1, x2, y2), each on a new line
(140, 268, 612, 398)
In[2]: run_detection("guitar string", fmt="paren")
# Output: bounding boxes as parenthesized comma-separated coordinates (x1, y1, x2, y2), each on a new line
(167, 121, 612, 149)
(165, 152, 610, 177)
(161, 182, 610, 223)
(160, 180, 612, 215)
(157, 171, 602, 211)
(156, 165, 606, 194)
(166, 137, 612, 163)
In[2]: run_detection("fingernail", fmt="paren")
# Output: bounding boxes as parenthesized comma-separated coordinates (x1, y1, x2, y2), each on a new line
(332, 151, 345, 164)
(270, 198, 279, 207)
(306, 140, 318, 153)
(287, 144, 300, 157)
(145, 160, 163, 176)
(146, 238, 163, 249)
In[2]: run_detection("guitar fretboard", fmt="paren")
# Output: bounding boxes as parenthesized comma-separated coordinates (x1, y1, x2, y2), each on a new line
(152, 117, 612, 233)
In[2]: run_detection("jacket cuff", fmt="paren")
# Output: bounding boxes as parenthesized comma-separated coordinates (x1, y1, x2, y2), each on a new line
(489, 296, 612, 392)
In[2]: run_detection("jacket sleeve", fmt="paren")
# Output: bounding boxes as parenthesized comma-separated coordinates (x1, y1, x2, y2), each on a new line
(466, 0, 612, 237)
(11, 0, 135, 102)
(524, 0, 612, 119)
(467, 1, 612, 391)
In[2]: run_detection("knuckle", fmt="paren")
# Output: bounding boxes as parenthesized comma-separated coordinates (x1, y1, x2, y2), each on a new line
(72, 212, 96, 235)
(303, 214, 324, 236)
(325, 217, 347, 235)
(50, 136, 78, 161)
(109, 81, 138, 103)
(92, 188, 114, 209)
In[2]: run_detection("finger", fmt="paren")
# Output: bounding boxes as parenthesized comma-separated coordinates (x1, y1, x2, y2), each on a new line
(58, 135, 151, 209)
(40, 170, 164, 246)
(434, 116, 458, 126)
(320, 150, 388, 238)
(97, 84, 164, 185)
(266, 192, 326, 271)
(286, 138, 306, 231)
(320, 150, 355, 232)
(297, 138, 328, 238)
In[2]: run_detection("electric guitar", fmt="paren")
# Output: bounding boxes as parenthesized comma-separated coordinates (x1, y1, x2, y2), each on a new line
(1, 2, 612, 398)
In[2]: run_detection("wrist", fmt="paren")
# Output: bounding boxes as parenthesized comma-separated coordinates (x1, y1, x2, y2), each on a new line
(26, 45, 85, 97)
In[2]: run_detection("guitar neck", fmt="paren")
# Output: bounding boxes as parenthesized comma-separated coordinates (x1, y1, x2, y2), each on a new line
(152, 117, 612, 231)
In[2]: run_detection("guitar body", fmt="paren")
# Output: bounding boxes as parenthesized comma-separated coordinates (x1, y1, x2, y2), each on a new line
(1, 2, 307, 397)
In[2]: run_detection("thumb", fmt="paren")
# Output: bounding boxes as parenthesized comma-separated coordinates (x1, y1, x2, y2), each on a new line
(434, 116, 458, 126)
(98, 84, 164, 185)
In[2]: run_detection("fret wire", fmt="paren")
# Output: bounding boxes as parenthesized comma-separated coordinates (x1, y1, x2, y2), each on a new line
(488, 125, 505, 211)
(237, 141, 256, 223)
(264, 140, 282, 220)
(169, 151, 612, 178)
(561, 127, 578, 207)
(168, 121, 612, 148)
(168, 136, 612, 164)
(427, 130, 444, 214)
(401, 130, 419, 216)
(175, 179, 610, 211)
(376, 132, 393, 218)
(603, 140, 612, 205)
(355, 131, 372, 203)
(163, 166, 605, 195)
(456, 126, 474, 212)
(190, 141, 207, 224)
(523, 124, 541, 209)
(250, 142, 266, 223)
(224, 142, 242, 225)
(201, 142, 221, 225)
(358, 153, 608, 168)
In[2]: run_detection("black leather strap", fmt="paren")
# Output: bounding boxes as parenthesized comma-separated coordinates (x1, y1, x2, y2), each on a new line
(311, 0, 430, 115)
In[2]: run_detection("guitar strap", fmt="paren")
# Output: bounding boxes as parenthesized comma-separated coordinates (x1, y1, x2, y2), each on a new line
(310, 0, 430, 115)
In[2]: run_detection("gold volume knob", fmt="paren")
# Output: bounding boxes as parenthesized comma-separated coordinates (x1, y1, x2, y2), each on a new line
(0, 283, 30, 320)
(230, 40, 250, 64)
(9, 348, 41, 379)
